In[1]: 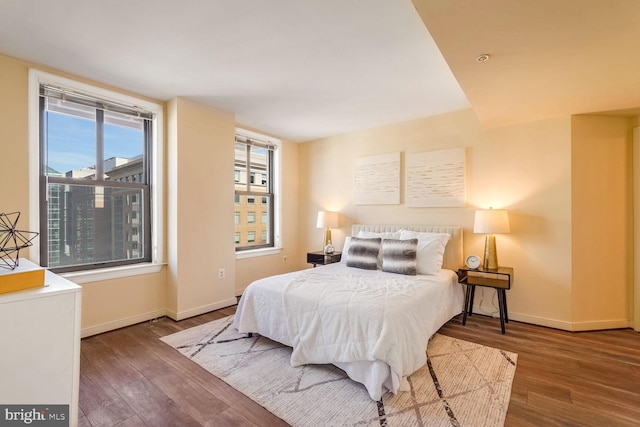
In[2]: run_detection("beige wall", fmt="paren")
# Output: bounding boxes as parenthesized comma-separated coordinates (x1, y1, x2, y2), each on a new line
(1, 51, 635, 333)
(0, 55, 31, 237)
(0, 54, 169, 335)
(298, 109, 629, 330)
(167, 97, 237, 319)
(571, 115, 632, 328)
(0, 53, 301, 335)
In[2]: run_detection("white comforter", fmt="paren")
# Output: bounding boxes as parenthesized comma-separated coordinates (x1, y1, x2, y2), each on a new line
(234, 263, 463, 400)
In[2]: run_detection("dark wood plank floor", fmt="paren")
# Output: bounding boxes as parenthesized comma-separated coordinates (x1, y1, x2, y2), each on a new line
(79, 306, 640, 426)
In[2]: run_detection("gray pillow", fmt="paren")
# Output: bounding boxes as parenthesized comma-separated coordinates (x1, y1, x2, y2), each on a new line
(381, 238, 418, 275)
(346, 237, 381, 270)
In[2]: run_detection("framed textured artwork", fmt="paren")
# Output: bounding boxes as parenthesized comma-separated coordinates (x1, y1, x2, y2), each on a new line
(353, 152, 400, 205)
(406, 148, 465, 207)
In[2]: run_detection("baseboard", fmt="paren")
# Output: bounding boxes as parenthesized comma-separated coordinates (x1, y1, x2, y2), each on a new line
(569, 318, 632, 331)
(166, 297, 238, 321)
(81, 309, 167, 338)
(471, 304, 632, 331)
(507, 312, 574, 331)
(81, 298, 238, 337)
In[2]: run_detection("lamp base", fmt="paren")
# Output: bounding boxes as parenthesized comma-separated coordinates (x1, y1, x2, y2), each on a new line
(323, 228, 334, 254)
(483, 234, 499, 270)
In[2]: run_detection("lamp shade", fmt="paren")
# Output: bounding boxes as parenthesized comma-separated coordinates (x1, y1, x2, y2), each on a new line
(316, 211, 338, 229)
(473, 209, 510, 234)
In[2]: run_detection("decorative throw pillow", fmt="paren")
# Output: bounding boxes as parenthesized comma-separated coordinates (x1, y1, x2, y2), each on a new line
(346, 237, 381, 270)
(381, 238, 418, 275)
(398, 230, 450, 275)
(357, 231, 401, 268)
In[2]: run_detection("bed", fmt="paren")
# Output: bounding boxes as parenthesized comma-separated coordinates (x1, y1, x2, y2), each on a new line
(233, 224, 465, 400)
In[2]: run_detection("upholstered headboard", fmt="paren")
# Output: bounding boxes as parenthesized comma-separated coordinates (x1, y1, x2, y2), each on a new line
(351, 224, 463, 271)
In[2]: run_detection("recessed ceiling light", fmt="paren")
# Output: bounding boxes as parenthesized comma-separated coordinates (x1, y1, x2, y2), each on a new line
(475, 54, 490, 63)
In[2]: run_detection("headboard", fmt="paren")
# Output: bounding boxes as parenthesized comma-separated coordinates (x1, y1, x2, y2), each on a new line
(351, 224, 463, 271)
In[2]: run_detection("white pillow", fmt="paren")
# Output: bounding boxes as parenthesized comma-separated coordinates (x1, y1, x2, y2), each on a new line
(398, 230, 450, 275)
(356, 231, 402, 269)
(340, 236, 352, 263)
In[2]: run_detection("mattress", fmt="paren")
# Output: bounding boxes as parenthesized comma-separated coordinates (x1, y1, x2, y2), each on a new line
(233, 262, 464, 400)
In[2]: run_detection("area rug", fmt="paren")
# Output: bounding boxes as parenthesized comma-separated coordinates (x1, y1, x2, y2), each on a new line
(160, 316, 517, 427)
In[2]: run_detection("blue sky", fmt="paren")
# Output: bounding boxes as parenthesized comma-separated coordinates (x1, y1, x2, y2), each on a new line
(47, 112, 143, 174)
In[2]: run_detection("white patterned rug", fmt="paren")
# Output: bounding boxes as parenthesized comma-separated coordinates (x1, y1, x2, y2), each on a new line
(160, 316, 517, 427)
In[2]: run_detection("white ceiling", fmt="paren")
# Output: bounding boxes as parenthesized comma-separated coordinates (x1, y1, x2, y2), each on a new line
(413, 0, 640, 128)
(0, 0, 469, 142)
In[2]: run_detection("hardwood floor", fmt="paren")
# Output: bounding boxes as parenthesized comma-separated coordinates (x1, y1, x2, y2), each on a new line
(79, 307, 640, 426)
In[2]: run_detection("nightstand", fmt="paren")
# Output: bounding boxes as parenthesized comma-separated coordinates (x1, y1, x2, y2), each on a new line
(457, 266, 513, 334)
(306, 251, 341, 267)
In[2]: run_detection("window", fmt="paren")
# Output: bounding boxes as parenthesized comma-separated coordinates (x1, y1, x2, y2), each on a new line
(234, 212, 240, 225)
(234, 130, 279, 252)
(34, 73, 162, 274)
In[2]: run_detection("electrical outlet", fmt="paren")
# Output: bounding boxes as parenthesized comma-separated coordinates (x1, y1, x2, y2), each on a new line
(283, 255, 288, 263)
(218, 268, 225, 279)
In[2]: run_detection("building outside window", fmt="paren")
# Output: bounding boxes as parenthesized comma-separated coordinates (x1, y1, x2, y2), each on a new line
(234, 130, 278, 251)
(37, 80, 156, 273)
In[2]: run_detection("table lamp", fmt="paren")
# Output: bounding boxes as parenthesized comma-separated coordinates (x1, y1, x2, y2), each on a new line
(316, 211, 338, 254)
(473, 208, 510, 270)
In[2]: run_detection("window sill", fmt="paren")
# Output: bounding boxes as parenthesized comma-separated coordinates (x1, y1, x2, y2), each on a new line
(61, 262, 165, 284)
(235, 247, 282, 260)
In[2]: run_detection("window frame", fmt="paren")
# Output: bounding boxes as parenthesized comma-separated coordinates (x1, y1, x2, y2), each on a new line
(28, 69, 164, 283)
(234, 128, 281, 257)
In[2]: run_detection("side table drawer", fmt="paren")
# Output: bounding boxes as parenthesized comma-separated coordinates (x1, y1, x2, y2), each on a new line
(307, 251, 342, 266)
(466, 273, 510, 289)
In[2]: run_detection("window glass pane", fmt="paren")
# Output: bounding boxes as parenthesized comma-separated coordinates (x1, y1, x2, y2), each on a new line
(45, 102, 96, 178)
(46, 183, 145, 268)
(234, 194, 270, 249)
(234, 143, 247, 186)
(104, 111, 145, 183)
(249, 146, 269, 193)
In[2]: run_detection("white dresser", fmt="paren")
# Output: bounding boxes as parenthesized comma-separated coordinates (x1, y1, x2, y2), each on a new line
(0, 264, 81, 426)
